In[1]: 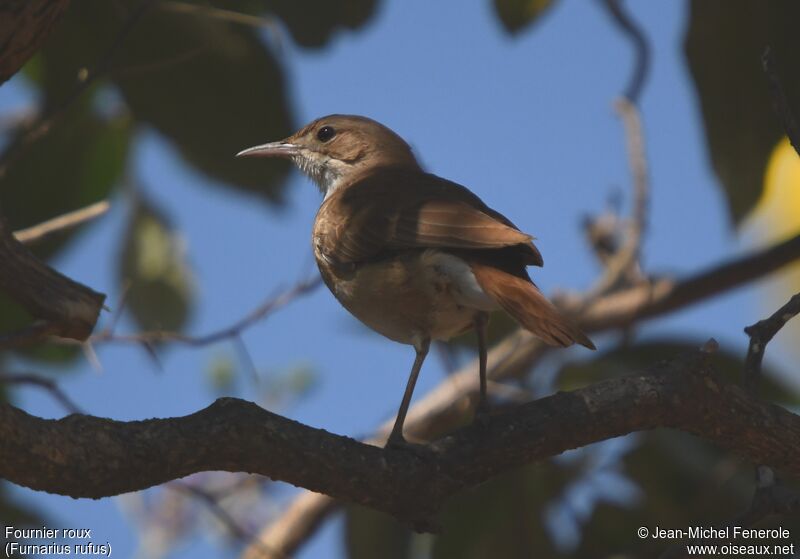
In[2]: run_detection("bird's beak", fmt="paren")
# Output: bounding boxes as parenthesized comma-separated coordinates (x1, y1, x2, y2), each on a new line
(235, 141, 301, 158)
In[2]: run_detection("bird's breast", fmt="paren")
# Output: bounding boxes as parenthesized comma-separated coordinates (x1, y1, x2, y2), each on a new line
(313, 247, 498, 345)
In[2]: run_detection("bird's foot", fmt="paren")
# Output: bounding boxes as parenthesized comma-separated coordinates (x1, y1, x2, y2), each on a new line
(472, 398, 492, 427)
(384, 433, 431, 459)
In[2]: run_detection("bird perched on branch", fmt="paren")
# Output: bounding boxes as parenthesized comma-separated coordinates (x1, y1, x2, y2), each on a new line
(238, 115, 594, 448)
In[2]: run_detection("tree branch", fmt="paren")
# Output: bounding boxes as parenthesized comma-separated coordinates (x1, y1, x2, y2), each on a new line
(0, 372, 83, 414)
(0, 214, 105, 345)
(13, 200, 110, 245)
(3, 351, 800, 535)
(0, 0, 71, 85)
(599, 0, 651, 104)
(744, 292, 800, 393)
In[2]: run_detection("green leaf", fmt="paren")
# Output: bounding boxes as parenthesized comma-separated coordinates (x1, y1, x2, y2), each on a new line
(112, 5, 294, 201)
(492, 0, 555, 35)
(206, 352, 238, 393)
(39, 0, 295, 202)
(685, 0, 800, 224)
(255, 0, 378, 48)
(0, 108, 131, 257)
(120, 195, 195, 333)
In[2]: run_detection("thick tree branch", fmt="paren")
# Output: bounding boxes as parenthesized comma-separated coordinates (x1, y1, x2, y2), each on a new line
(3, 351, 800, 533)
(0, 214, 105, 344)
(0, 0, 71, 85)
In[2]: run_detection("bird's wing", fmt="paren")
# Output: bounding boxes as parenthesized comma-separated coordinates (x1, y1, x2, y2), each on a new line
(392, 199, 534, 249)
(321, 169, 543, 266)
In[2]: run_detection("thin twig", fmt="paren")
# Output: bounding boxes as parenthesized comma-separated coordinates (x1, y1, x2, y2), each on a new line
(87, 276, 322, 348)
(762, 46, 800, 158)
(0, 372, 83, 414)
(169, 481, 285, 558)
(583, 0, 651, 298)
(13, 200, 111, 245)
(584, 98, 649, 298)
(161, 1, 281, 31)
(234, 334, 261, 386)
(743, 292, 800, 393)
(600, 0, 651, 104)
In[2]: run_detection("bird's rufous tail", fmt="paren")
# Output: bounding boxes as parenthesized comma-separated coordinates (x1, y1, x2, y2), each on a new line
(470, 263, 595, 349)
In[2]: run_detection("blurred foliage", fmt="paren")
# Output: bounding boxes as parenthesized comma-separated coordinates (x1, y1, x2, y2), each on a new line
(40, 0, 293, 201)
(0, 105, 131, 257)
(207, 352, 238, 392)
(492, 0, 555, 35)
(346, 505, 412, 559)
(259, 0, 378, 47)
(557, 339, 798, 406)
(258, 362, 318, 410)
(0, 0, 379, 361)
(120, 193, 195, 332)
(685, 0, 800, 225)
(745, 138, 800, 358)
(575, 431, 800, 558)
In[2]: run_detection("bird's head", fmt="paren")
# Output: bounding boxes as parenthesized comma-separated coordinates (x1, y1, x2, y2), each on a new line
(237, 115, 419, 197)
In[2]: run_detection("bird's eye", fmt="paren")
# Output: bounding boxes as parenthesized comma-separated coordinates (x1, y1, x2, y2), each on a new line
(316, 126, 336, 142)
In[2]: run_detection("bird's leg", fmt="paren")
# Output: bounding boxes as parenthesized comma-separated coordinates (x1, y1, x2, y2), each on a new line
(386, 337, 430, 448)
(474, 311, 489, 415)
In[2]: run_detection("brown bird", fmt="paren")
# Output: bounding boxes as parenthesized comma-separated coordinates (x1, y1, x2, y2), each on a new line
(237, 115, 594, 447)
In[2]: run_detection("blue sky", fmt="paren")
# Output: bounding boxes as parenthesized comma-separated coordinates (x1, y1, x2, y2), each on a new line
(4, 1, 795, 558)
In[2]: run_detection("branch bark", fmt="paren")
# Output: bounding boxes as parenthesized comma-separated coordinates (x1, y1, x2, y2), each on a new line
(3, 351, 800, 532)
(0, 0, 71, 85)
(0, 214, 105, 344)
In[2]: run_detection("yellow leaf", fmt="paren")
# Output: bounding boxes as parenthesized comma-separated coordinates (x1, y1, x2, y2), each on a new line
(745, 137, 800, 354)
